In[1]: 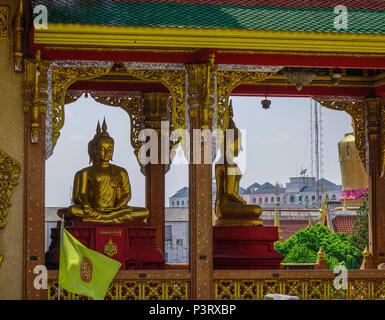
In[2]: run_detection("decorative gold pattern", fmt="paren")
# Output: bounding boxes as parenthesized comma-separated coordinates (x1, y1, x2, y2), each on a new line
(215, 279, 385, 300)
(123, 68, 186, 130)
(48, 280, 189, 300)
(80, 257, 93, 283)
(23, 53, 51, 143)
(51, 65, 112, 149)
(0, 6, 8, 39)
(314, 98, 366, 170)
(381, 100, 385, 176)
(104, 238, 118, 257)
(186, 56, 216, 129)
(217, 71, 274, 130)
(121, 98, 144, 166)
(0, 147, 21, 228)
(65, 90, 83, 105)
(14, 1, 23, 72)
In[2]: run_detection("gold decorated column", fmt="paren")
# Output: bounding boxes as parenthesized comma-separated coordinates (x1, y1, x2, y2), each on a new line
(366, 97, 385, 267)
(187, 57, 216, 299)
(142, 92, 170, 254)
(23, 54, 51, 299)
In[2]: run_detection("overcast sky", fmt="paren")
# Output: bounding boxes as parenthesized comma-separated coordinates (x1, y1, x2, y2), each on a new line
(45, 96, 352, 207)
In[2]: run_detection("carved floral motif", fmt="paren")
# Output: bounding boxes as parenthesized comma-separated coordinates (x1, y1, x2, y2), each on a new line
(0, 6, 8, 39)
(217, 71, 274, 131)
(0, 147, 21, 228)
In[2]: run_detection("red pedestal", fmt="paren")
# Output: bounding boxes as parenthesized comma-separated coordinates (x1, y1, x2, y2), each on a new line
(45, 221, 165, 270)
(213, 226, 284, 269)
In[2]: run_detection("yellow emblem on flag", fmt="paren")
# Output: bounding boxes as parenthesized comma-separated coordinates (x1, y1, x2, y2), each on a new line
(80, 257, 93, 283)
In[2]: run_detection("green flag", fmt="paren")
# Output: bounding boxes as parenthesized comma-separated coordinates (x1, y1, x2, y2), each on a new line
(59, 228, 121, 300)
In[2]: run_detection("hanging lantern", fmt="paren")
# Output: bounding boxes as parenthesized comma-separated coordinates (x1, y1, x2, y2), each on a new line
(331, 68, 342, 85)
(284, 68, 317, 91)
(261, 97, 271, 109)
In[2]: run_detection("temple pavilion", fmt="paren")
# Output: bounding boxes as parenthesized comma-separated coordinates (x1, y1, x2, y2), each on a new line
(1, 0, 385, 300)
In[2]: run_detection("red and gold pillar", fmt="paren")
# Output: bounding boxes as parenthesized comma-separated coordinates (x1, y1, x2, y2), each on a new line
(367, 97, 385, 266)
(143, 92, 170, 254)
(187, 61, 215, 299)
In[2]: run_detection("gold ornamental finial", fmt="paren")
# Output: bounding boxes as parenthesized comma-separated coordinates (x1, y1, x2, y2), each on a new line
(229, 99, 234, 120)
(274, 190, 282, 241)
(14, 0, 24, 72)
(363, 246, 371, 259)
(342, 198, 347, 211)
(317, 247, 326, 260)
(19, 0, 23, 15)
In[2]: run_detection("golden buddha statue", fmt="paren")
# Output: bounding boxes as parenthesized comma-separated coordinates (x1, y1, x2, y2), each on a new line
(58, 120, 149, 224)
(214, 105, 262, 226)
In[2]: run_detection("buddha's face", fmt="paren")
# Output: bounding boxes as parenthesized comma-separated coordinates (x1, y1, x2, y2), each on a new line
(94, 138, 114, 164)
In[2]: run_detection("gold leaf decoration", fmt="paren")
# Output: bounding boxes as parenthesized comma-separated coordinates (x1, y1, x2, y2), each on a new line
(0, 147, 21, 228)
(51, 65, 113, 150)
(217, 70, 274, 131)
(0, 6, 9, 39)
(103, 238, 118, 257)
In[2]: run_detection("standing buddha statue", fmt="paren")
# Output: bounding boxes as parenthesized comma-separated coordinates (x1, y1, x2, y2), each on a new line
(58, 119, 149, 224)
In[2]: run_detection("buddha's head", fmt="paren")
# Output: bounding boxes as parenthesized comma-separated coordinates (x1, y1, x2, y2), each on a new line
(88, 119, 114, 164)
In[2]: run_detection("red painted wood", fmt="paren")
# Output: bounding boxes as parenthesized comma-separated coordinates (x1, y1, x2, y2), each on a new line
(213, 226, 284, 270)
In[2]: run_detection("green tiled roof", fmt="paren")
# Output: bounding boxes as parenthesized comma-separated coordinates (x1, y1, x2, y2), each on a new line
(32, 0, 385, 34)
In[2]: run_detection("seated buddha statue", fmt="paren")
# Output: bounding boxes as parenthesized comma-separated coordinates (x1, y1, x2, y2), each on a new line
(58, 119, 149, 224)
(214, 106, 262, 226)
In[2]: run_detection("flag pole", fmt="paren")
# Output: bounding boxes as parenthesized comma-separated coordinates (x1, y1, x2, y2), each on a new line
(58, 215, 64, 300)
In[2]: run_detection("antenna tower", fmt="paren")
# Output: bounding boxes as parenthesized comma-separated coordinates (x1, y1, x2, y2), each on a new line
(310, 99, 314, 177)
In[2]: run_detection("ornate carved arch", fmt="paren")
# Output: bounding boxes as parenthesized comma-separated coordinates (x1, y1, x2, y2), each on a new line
(216, 69, 278, 131)
(50, 62, 114, 150)
(123, 64, 186, 131)
(313, 97, 367, 171)
(89, 92, 178, 174)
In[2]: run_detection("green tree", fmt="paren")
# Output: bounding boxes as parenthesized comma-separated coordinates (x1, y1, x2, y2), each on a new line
(349, 195, 369, 266)
(275, 223, 361, 269)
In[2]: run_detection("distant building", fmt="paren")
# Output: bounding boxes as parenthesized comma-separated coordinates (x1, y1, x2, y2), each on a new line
(244, 176, 342, 209)
(164, 207, 188, 264)
(169, 186, 189, 207)
(168, 183, 246, 208)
